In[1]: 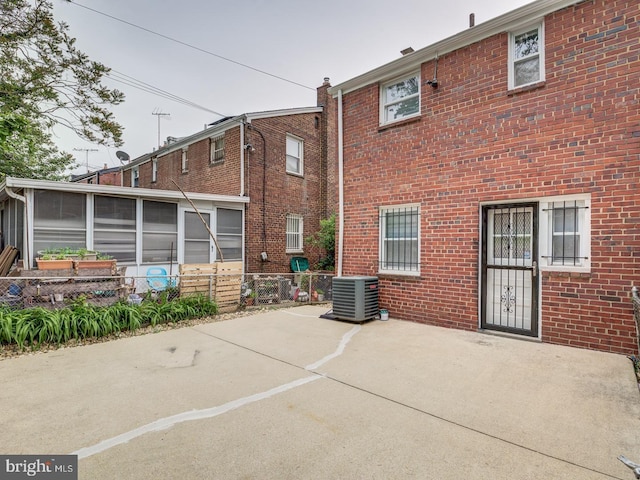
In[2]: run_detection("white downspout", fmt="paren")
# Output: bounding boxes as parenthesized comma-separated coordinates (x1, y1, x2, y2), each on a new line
(4, 186, 31, 270)
(239, 120, 245, 196)
(337, 89, 345, 277)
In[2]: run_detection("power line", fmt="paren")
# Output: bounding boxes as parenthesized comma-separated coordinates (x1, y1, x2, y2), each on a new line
(68, 1, 315, 91)
(107, 69, 229, 117)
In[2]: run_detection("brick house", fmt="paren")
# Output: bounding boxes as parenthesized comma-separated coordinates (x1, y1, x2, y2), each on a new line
(71, 165, 122, 186)
(328, 0, 639, 353)
(122, 80, 337, 274)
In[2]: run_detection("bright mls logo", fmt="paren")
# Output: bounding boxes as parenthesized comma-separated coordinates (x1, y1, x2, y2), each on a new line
(0, 456, 77, 479)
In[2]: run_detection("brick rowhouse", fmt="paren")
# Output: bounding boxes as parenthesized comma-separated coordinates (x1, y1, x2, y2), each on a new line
(333, 0, 639, 354)
(124, 80, 337, 274)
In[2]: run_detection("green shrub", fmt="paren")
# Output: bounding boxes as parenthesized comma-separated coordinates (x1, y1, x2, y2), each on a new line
(0, 295, 218, 350)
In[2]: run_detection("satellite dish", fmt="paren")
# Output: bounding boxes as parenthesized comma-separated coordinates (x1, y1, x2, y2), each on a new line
(116, 151, 130, 163)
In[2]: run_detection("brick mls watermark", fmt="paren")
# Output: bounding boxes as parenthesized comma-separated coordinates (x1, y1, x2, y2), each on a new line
(0, 456, 77, 479)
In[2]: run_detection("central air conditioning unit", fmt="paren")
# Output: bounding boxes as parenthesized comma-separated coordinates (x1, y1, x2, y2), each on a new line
(331, 276, 379, 322)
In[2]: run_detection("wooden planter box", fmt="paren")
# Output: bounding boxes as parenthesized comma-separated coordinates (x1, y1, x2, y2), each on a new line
(74, 259, 117, 271)
(36, 258, 74, 270)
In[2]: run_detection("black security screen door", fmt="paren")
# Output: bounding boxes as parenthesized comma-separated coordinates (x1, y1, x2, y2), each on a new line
(481, 203, 538, 336)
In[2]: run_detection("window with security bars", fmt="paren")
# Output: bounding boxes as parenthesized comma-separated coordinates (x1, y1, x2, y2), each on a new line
(379, 206, 420, 274)
(538, 198, 590, 271)
(210, 135, 224, 164)
(286, 214, 303, 253)
(546, 201, 587, 266)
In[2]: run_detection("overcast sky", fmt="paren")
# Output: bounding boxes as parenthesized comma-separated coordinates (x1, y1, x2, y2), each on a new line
(51, 0, 532, 175)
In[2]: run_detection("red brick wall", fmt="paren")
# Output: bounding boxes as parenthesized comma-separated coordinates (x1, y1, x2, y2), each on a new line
(339, 0, 639, 354)
(127, 102, 331, 274)
(136, 127, 242, 196)
(244, 112, 325, 273)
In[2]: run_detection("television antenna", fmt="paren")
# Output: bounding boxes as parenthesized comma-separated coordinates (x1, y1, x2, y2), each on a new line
(73, 148, 99, 173)
(152, 109, 171, 147)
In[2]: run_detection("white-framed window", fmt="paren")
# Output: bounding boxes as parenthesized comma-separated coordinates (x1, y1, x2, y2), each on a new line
(131, 167, 139, 188)
(286, 135, 303, 175)
(509, 22, 545, 89)
(151, 157, 158, 183)
(286, 214, 304, 253)
(210, 135, 224, 164)
(181, 148, 188, 173)
(217, 208, 243, 261)
(94, 195, 136, 263)
(380, 71, 420, 125)
(539, 196, 590, 272)
(142, 200, 177, 263)
(379, 205, 420, 275)
(32, 190, 86, 261)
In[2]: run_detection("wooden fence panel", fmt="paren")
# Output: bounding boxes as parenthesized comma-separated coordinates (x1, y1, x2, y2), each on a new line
(179, 262, 243, 311)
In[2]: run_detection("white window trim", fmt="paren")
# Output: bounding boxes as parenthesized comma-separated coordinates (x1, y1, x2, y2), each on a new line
(181, 148, 188, 173)
(131, 167, 139, 188)
(378, 203, 421, 276)
(286, 135, 304, 176)
(286, 214, 304, 254)
(151, 158, 158, 183)
(379, 71, 421, 126)
(539, 194, 591, 273)
(508, 21, 545, 90)
(210, 135, 224, 164)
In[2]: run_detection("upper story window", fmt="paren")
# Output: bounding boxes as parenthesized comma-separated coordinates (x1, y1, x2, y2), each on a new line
(286, 135, 304, 176)
(379, 204, 420, 275)
(380, 72, 420, 125)
(540, 197, 590, 272)
(181, 148, 188, 173)
(509, 22, 545, 89)
(151, 157, 158, 183)
(210, 135, 224, 164)
(132, 167, 139, 188)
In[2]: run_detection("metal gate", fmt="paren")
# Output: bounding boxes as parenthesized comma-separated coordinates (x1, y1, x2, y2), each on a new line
(481, 203, 538, 336)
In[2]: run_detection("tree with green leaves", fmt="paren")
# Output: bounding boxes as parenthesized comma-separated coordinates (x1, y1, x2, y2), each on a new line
(0, 0, 124, 181)
(306, 213, 336, 271)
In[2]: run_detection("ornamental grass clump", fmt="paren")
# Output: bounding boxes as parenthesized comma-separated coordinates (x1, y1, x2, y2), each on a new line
(0, 294, 218, 350)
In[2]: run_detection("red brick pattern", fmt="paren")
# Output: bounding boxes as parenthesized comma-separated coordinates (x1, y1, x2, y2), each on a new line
(339, 0, 639, 353)
(129, 83, 335, 274)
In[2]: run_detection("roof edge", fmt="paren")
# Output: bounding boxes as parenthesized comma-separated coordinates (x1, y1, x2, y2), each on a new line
(2, 177, 250, 204)
(328, 0, 585, 96)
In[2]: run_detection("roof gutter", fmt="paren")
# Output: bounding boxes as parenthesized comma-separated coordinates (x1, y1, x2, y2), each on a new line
(328, 0, 584, 96)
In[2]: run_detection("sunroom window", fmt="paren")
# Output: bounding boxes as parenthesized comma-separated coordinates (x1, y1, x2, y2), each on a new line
(142, 200, 177, 263)
(94, 195, 136, 263)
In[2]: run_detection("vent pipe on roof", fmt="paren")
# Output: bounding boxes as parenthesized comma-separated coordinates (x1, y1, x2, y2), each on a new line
(469, 13, 475, 28)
